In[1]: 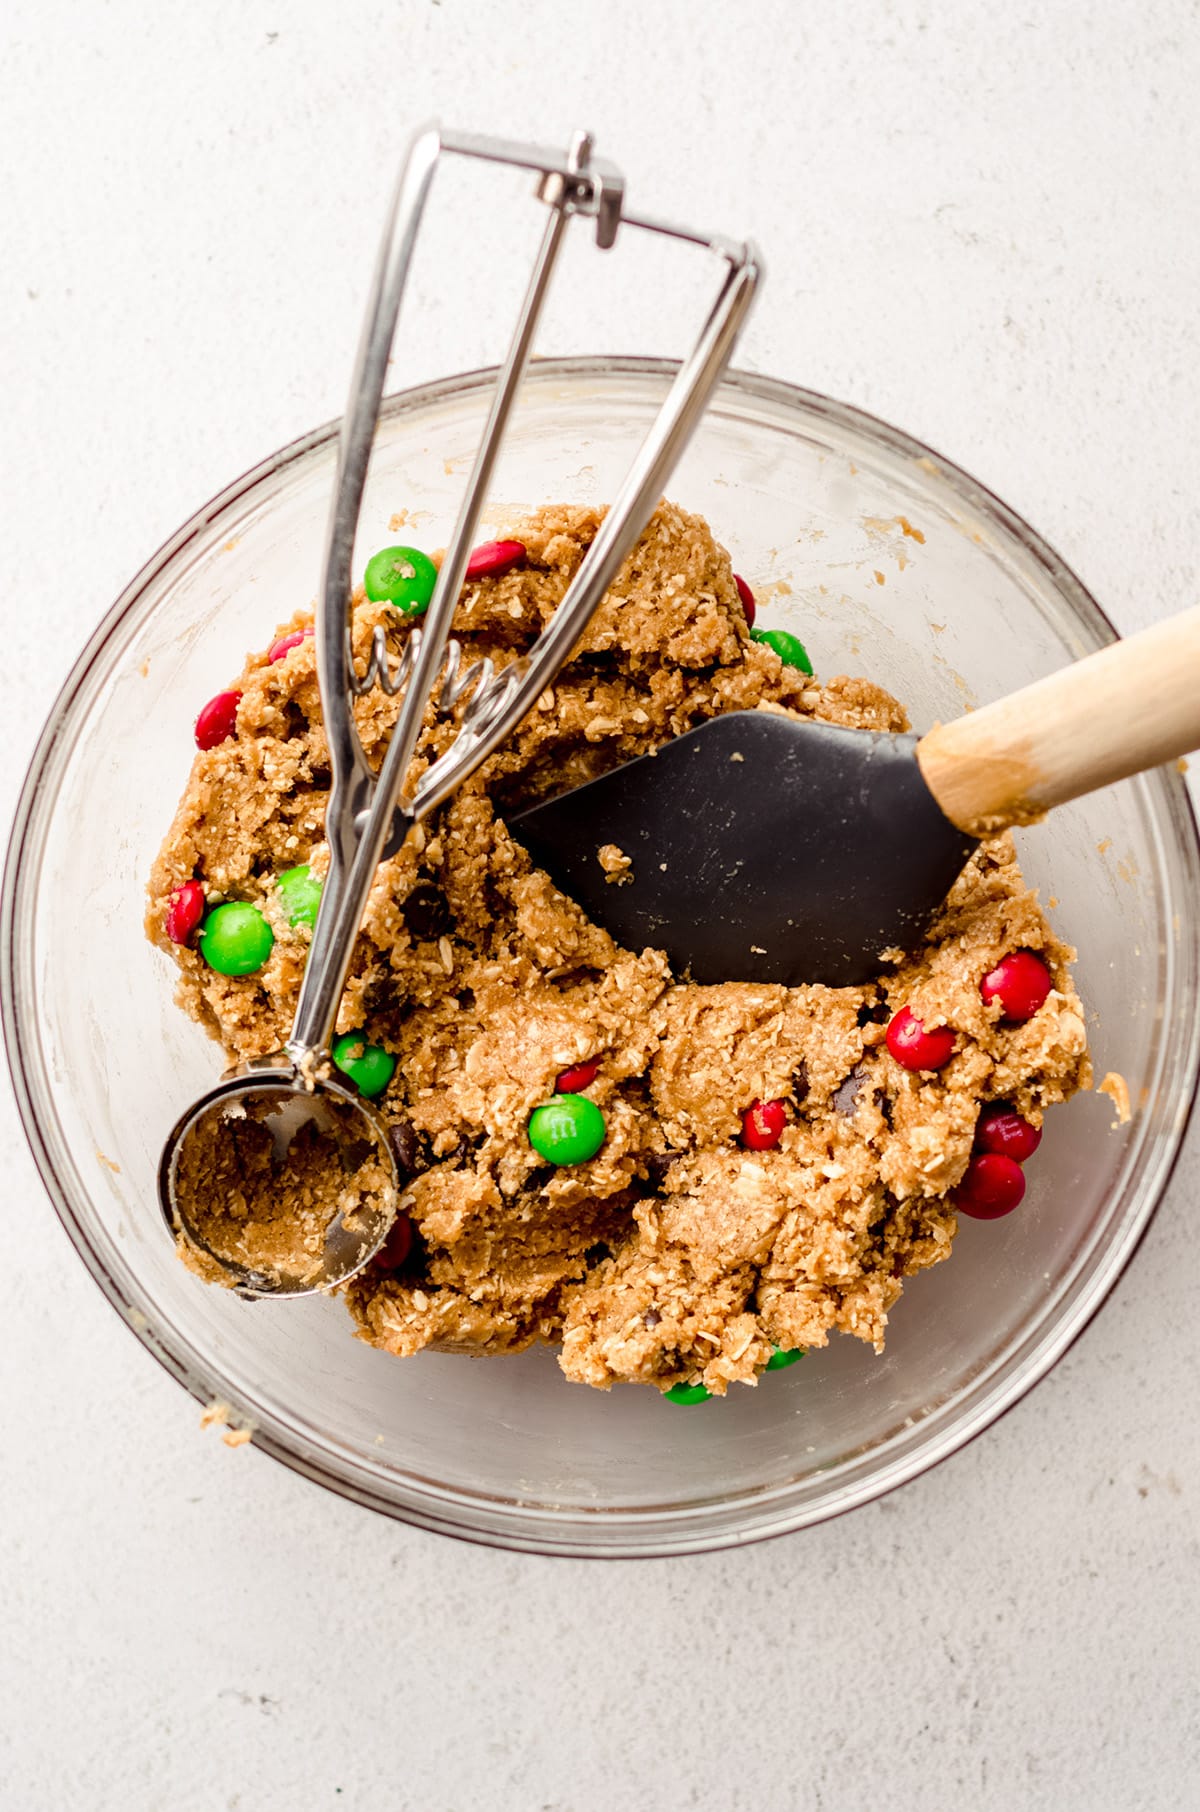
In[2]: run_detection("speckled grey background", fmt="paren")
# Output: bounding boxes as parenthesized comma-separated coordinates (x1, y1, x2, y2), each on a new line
(2, 3, 1198, 1807)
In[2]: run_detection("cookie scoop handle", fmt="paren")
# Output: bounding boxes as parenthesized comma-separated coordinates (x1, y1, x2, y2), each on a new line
(286, 122, 760, 1066)
(916, 604, 1200, 837)
(290, 126, 588, 1065)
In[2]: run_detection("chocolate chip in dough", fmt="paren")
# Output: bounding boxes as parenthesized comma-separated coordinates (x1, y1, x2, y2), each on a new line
(403, 882, 453, 942)
(832, 1065, 868, 1117)
(641, 1150, 680, 1193)
(388, 1117, 423, 1179)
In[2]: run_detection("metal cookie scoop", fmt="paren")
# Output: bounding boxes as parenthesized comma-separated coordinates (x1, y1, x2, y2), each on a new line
(158, 122, 761, 1296)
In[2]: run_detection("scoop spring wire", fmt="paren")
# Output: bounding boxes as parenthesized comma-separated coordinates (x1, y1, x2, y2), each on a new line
(350, 624, 495, 713)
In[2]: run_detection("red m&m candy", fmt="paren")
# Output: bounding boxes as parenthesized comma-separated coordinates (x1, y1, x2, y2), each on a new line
(267, 626, 315, 664)
(194, 690, 242, 751)
(886, 1006, 955, 1072)
(975, 1103, 1042, 1163)
(377, 1211, 413, 1271)
(556, 1058, 599, 1094)
(165, 879, 206, 945)
(742, 1098, 786, 1150)
(733, 573, 756, 628)
(980, 950, 1052, 1022)
(465, 539, 526, 582)
(954, 1152, 1026, 1219)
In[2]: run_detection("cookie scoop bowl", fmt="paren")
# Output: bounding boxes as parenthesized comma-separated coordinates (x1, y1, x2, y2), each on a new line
(5, 359, 1198, 1556)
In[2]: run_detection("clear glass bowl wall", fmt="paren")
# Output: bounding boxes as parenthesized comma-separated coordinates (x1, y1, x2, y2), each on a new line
(6, 360, 1198, 1556)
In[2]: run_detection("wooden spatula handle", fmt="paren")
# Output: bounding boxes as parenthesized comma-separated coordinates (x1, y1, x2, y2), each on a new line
(916, 604, 1200, 836)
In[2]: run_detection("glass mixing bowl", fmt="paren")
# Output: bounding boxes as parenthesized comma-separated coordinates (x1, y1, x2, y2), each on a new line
(4, 359, 1197, 1556)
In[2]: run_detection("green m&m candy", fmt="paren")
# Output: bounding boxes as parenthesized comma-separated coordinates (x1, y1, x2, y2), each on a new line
(363, 545, 438, 615)
(199, 901, 274, 976)
(750, 626, 813, 676)
(332, 1031, 396, 1099)
(276, 863, 323, 929)
(527, 1094, 606, 1166)
(664, 1381, 712, 1405)
(765, 1345, 805, 1371)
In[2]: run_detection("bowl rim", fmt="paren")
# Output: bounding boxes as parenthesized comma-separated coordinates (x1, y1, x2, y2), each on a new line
(5, 353, 1199, 1557)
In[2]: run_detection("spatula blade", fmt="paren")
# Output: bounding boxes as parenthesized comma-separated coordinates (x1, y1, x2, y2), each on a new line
(508, 711, 976, 986)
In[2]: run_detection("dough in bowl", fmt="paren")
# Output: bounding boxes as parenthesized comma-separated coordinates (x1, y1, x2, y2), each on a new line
(147, 502, 1091, 1396)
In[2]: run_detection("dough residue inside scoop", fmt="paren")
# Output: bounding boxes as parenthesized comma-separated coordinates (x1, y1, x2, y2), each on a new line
(174, 1094, 395, 1289)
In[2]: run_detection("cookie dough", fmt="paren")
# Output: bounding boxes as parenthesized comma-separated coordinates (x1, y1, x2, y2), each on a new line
(147, 501, 1091, 1395)
(175, 1093, 395, 1289)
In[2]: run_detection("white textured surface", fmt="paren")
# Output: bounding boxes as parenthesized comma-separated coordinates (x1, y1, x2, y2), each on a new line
(3, 3, 1199, 1807)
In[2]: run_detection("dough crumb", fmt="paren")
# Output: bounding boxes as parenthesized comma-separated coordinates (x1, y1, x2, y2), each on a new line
(598, 843, 633, 885)
(1098, 1070, 1132, 1125)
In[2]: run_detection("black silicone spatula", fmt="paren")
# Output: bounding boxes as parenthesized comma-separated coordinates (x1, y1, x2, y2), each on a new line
(509, 606, 1200, 986)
